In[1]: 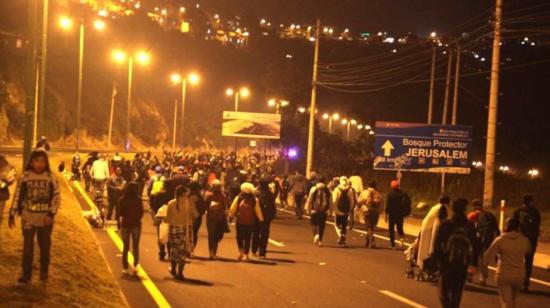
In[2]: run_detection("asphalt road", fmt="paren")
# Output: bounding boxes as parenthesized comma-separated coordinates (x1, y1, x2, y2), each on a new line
(68, 181, 550, 308)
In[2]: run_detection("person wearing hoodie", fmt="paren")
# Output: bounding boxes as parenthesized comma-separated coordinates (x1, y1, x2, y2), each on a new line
(90, 154, 110, 212)
(229, 182, 264, 261)
(9, 150, 60, 284)
(205, 180, 229, 259)
(331, 176, 356, 246)
(433, 198, 476, 308)
(483, 218, 531, 308)
(357, 181, 382, 248)
(289, 171, 307, 219)
(252, 177, 277, 258)
(385, 180, 411, 249)
(306, 177, 331, 247)
(118, 181, 144, 275)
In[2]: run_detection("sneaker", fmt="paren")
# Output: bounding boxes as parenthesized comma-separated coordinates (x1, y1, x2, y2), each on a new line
(399, 238, 405, 250)
(313, 234, 319, 244)
(259, 255, 267, 260)
(39, 271, 49, 281)
(17, 277, 30, 285)
(237, 253, 244, 261)
(244, 254, 250, 262)
(131, 266, 139, 275)
(122, 269, 130, 275)
(390, 244, 396, 250)
(317, 241, 323, 247)
(169, 267, 177, 277)
(176, 273, 185, 281)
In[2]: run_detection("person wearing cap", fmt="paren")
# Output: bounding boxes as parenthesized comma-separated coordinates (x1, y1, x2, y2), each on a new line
(229, 182, 264, 261)
(205, 180, 229, 259)
(331, 176, 356, 246)
(385, 180, 410, 249)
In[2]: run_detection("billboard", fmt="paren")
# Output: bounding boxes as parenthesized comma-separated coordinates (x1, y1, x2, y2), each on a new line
(373, 121, 472, 174)
(222, 111, 281, 139)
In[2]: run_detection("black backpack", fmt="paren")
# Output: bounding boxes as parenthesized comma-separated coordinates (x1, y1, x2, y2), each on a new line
(312, 187, 331, 213)
(337, 188, 351, 213)
(477, 211, 499, 244)
(444, 226, 473, 269)
(518, 208, 538, 238)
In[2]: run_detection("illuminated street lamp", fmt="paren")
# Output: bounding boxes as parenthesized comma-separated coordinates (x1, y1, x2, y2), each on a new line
(472, 161, 483, 168)
(297, 106, 307, 114)
(170, 72, 200, 150)
(528, 169, 539, 179)
(226, 87, 250, 111)
(112, 49, 151, 151)
(59, 15, 106, 151)
(267, 98, 289, 114)
(341, 118, 356, 141)
(322, 112, 340, 134)
(499, 165, 510, 174)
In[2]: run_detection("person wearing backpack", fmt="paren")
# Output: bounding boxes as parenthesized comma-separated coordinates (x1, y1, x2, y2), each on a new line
(385, 180, 410, 250)
(483, 218, 531, 308)
(188, 181, 207, 250)
(306, 177, 331, 247)
(205, 180, 229, 260)
(512, 195, 541, 292)
(468, 199, 500, 285)
(252, 177, 277, 258)
(358, 181, 382, 248)
(433, 198, 476, 308)
(331, 177, 356, 246)
(8, 150, 60, 284)
(147, 166, 167, 215)
(229, 182, 264, 261)
(289, 171, 308, 219)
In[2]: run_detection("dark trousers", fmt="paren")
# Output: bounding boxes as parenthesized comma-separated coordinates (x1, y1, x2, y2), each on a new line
(106, 191, 120, 221)
(336, 215, 348, 243)
(294, 193, 305, 218)
(22, 224, 53, 280)
(121, 226, 141, 269)
(252, 220, 272, 257)
(236, 224, 255, 254)
(193, 217, 202, 248)
(388, 215, 404, 246)
(525, 236, 538, 287)
(207, 221, 225, 254)
(439, 271, 467, 308)
(310, 212, 327, 241)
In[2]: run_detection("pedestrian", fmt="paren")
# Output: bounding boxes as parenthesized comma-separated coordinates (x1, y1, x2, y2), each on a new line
(331, 176, 356, 246)
(118, 182, 144, 275)
(8, 150, 60, 284)
(205, 180, 229, 259)
(385, 180, 411, 250)
(35, 136, 50, 151)
(229, 182, 264, 261)
(71, 153, 81, 180)
(90, 154, 110, 214)
(512, 195, 541, 292)
(252, 177, 277, 258)
(162, 185, 198, 280)
(106, 167, 126, 221)
(188, 181, 207, 250)
(468, 199, 500, 285)
(289, 171, 307, 219)
(280, 174, 290, 209)
(433, 198, 476, 308)
(147, 166, 167, 216)
(417, 196, 451, 270)
(358, 181, 382, 248)
(483, 218, 531, 308)
(306, 176, 331, 247)
(0, 154, 16, 231)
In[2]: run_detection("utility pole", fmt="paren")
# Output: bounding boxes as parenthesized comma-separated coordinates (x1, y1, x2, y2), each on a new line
(38, 0, 48, 138)
(427, 45, 436, 124)
(483, 0, 504, 208)
(172, 98, 178, 151)
(305, 18, 320, 178)
(452, 44, 461, 125)
(75, 22, 84, 151)
(442, 49, 453, 125)
(126, 57, 133, 152)
(23, 0, 39, 168)
(180, 78, 187, 148)
(107, 82, 117, 149)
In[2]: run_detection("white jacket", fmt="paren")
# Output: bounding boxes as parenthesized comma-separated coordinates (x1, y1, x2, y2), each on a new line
(90, 159, 109, 180)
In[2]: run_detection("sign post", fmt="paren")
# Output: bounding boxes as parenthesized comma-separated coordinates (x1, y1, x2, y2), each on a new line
(373, 122, 472, 174)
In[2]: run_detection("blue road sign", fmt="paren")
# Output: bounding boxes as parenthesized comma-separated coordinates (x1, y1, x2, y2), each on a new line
(373, 121, 472, 174)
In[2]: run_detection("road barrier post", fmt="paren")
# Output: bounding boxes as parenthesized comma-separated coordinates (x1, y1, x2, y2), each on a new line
(499, 199, 505, 231)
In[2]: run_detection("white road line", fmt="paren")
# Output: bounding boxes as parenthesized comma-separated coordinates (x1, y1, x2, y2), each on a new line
(379, 290, 428, 308)
(268, 239, 285, 247)
(277, 208, 550, 288)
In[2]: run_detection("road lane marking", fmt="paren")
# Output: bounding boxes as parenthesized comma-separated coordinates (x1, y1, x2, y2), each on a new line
(277, 208, 550, 287)
(107, 229, 172, 308)
(268, 239, 285, 247)
(73, 181, 171, 308)
(379, 290, 427, 308)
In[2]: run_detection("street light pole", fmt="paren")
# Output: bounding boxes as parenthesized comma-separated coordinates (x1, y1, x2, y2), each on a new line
(180, 78, 187, 148)
(427, 45, 436, 124)
(107, 81, 117, 148)
(306, 18, 321, 178)
(38, 0, 48, 138)
(172, 98, 178, 151)
(126, 57, 133, 152)
(76, 22, 84, 151)
(442, 49, 453, 125)
(328, 117, 333, 134)
(483, 0, 504, 208)
(23, 0, 38, 168)
(346, 122, 351, 141)
(234, 91, 239, 153)
(452, 44, 461, 125)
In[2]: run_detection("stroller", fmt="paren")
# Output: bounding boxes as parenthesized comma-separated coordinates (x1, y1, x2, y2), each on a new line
(405, 237, 439, 282)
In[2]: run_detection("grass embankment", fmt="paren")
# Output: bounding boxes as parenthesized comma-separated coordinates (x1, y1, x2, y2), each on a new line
(0, 169, 127, 307)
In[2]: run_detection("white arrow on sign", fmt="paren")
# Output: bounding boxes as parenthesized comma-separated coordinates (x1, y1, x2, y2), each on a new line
(381, 140, 394, 157)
